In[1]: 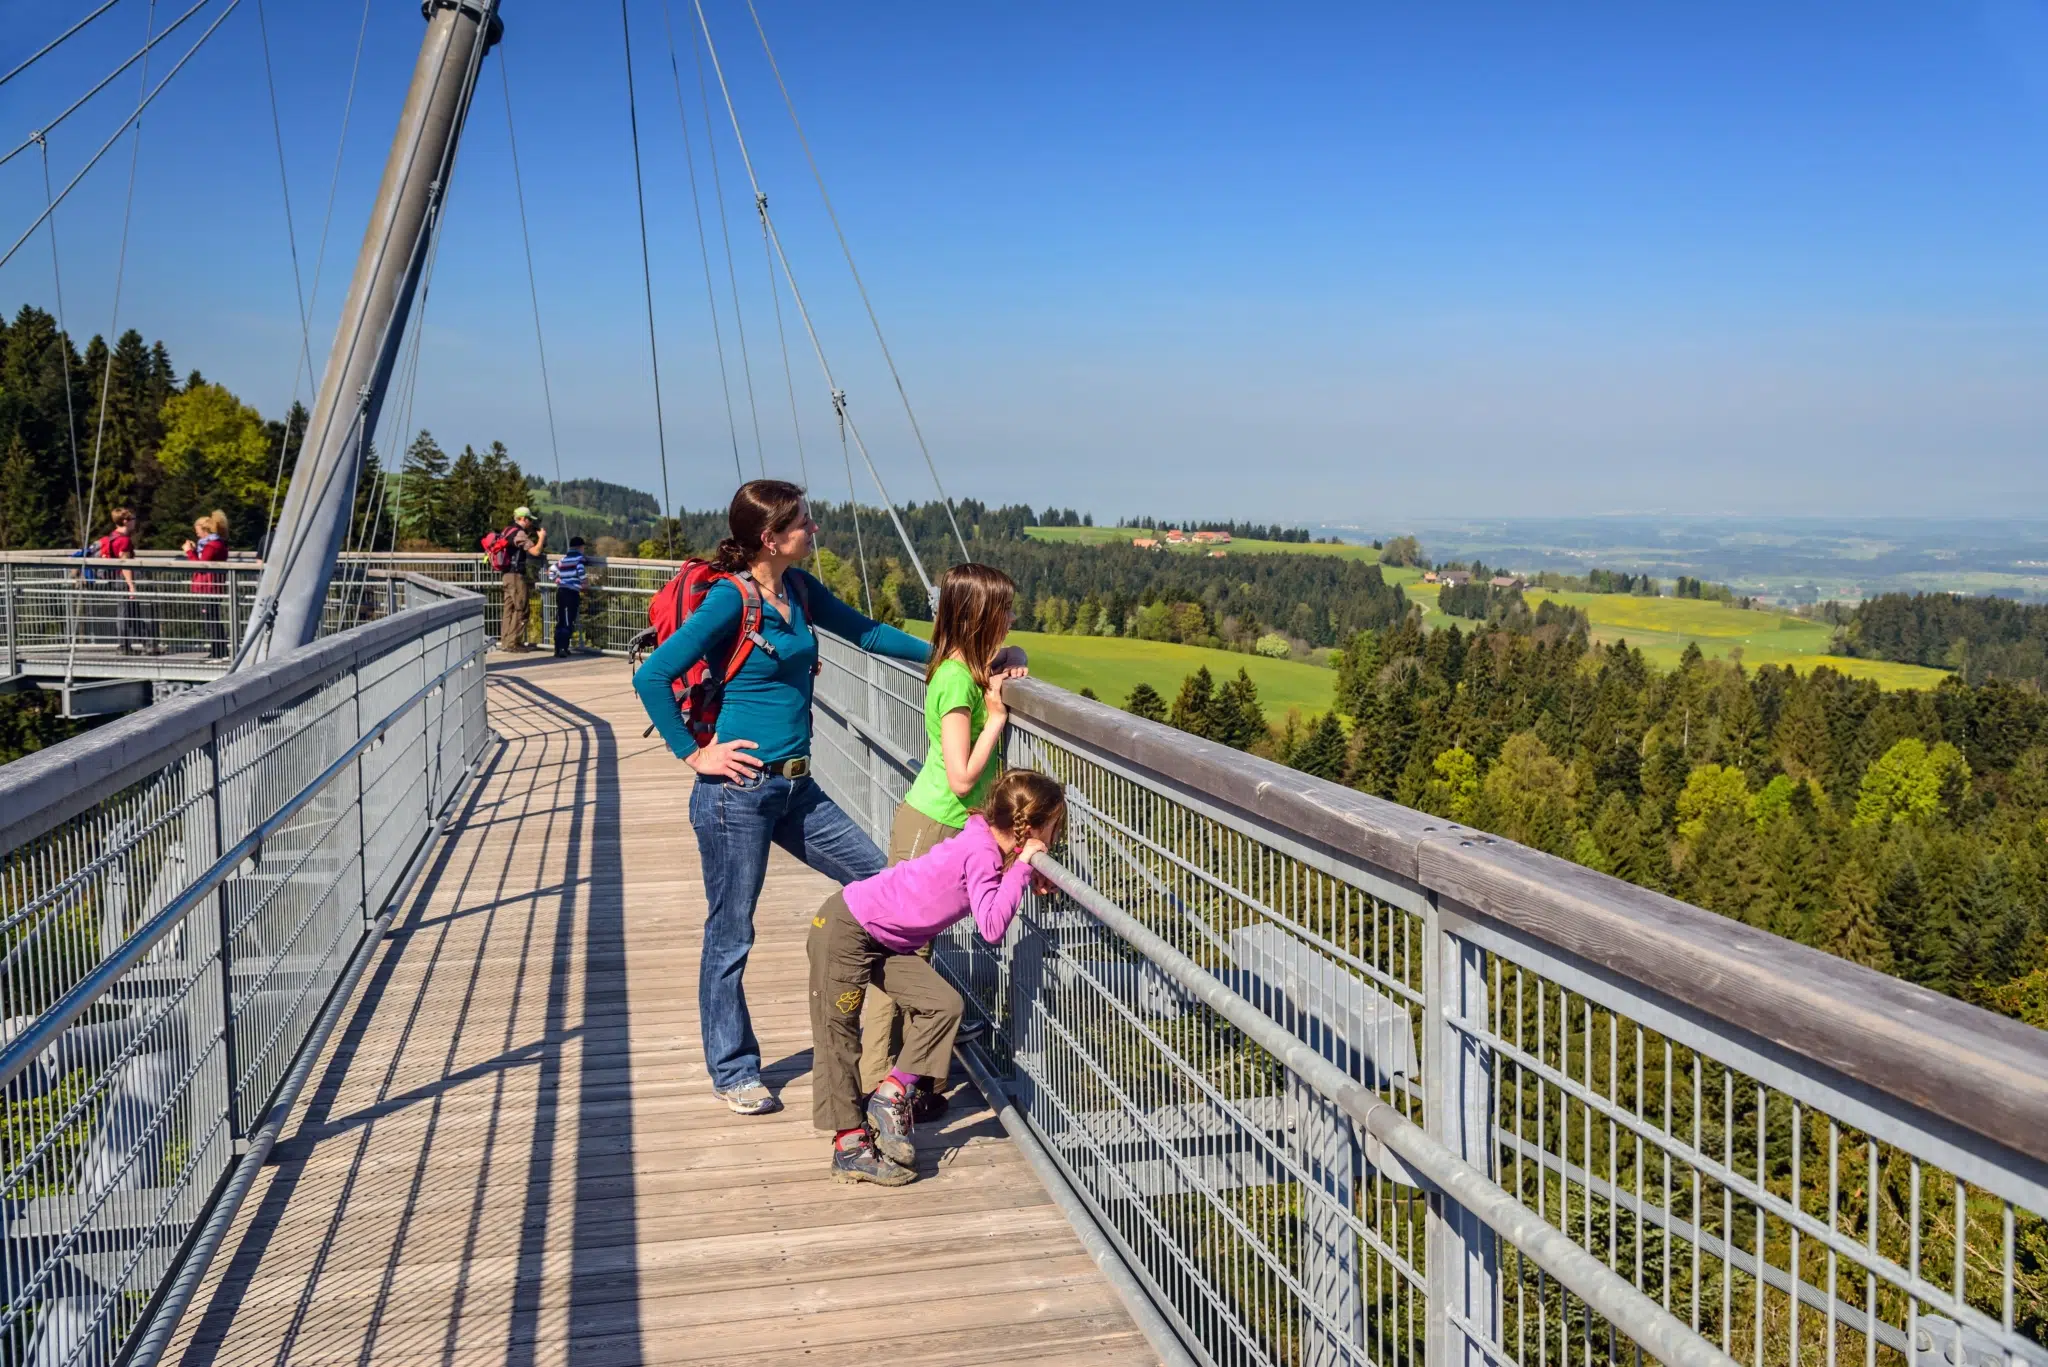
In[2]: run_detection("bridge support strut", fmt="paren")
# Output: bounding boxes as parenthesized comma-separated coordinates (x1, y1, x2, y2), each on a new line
(243, 0, 501, 662)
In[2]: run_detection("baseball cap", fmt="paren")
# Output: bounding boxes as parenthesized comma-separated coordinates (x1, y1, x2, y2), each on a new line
(513, 506, 532, 520)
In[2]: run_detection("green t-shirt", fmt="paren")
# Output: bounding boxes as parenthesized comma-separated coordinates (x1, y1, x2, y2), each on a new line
(904, 658, 993, 828)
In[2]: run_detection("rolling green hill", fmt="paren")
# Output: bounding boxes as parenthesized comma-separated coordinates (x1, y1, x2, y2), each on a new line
(1026, 526, 1387, 562)
(1402, 582, 1949, 689)
(904, 623, 1337, 719)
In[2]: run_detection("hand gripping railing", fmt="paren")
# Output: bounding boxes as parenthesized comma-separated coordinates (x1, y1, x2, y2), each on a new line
(808, 635, 2048, 1367)
(0, 575, 489, 1367)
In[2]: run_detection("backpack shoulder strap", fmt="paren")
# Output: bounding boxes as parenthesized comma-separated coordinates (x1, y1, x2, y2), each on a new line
(718, 573, 769, 684)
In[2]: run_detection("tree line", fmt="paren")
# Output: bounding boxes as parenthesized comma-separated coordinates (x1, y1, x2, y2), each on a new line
(1836, 592, 2048, 691)
(1120, 603, 2048, 1031)
(0, 304, 329, 552)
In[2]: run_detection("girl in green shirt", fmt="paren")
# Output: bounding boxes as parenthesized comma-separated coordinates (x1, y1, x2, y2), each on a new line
(860, 563, 1025, 1103)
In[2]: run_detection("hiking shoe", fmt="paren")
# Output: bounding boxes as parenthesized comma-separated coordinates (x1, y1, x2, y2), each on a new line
(714, 1082, 782, 1116)
(865, 1085, 916, 1165)
(911, 1083, 950, 1126)
(831, 1133, 914, 1186)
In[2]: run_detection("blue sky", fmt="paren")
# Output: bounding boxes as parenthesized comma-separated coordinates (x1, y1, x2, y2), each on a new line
(3, 0, 2045, 524)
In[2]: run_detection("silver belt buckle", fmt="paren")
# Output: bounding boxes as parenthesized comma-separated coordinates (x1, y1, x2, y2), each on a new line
(784, 756, 811, 780)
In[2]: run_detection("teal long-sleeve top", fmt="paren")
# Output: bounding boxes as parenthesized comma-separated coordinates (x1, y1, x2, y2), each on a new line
(633, 568, 929, 763)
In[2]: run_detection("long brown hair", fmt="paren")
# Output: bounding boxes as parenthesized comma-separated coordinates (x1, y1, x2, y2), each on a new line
(979, 769, 1067, 867)
(927, 562, 1016, 689)
(713, 480, 807, 573)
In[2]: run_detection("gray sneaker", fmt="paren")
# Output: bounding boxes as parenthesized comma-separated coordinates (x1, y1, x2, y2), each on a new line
(865, 1085, 915, 1165)
(831, 1133, 914, 1186)
(714, 1081, 782, 1115)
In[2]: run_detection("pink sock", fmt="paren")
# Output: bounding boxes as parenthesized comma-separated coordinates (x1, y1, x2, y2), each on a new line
(887, 1068, 920, 1092)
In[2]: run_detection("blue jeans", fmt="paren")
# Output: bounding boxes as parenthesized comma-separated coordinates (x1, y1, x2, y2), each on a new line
(689, 772, 885, 1090)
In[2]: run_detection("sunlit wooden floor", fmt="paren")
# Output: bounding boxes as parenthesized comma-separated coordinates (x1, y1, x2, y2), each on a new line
(168, 655, 1155, 1366)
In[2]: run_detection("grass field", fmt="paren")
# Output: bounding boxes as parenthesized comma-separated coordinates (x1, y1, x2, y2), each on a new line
(905, 623, 1338, 719)
(1400, 583, 1949, 689)
(1026, 526, 1387, 561)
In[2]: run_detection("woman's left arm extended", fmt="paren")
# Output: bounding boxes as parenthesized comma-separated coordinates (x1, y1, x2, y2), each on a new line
(797, 569, 931, 665)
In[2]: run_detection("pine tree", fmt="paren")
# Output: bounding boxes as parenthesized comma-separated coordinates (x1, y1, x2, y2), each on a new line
(1168, 667, 1216, 739)
(1820, 862, 1893, 971)
(1878, 859, 1952, 993)
(1124, 682, 1167, 723)
(1210, 670, 1266, 751)
(1291, 711, 1348, 782)
(397, 430, 452, 548)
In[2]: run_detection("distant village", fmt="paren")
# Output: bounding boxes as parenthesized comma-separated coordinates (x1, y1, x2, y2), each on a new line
(1130, 528, 1235, 558)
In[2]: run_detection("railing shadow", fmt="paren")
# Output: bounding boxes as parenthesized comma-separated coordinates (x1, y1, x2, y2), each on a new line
(173, 667, 643, 1365)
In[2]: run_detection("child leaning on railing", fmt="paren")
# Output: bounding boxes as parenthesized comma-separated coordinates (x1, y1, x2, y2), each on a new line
(806, 769, 1066, 1186)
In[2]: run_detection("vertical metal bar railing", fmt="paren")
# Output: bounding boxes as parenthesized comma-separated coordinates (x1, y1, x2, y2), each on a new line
(0, 579, 488, 1367)
(806, 634, 2048, 1367)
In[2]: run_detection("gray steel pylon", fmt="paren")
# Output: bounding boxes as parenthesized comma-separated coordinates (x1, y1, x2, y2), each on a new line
(240, 0, 502, 664)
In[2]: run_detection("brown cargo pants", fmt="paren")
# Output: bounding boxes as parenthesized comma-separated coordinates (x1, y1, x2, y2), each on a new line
(807, 891, 962, 1133)
(500, 571, 531, 650)
(858, 803, 960, 1092)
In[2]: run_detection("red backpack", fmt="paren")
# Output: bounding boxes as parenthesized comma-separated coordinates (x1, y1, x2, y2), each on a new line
(481, 525, 521, 573)
(647, 561, 812, 748)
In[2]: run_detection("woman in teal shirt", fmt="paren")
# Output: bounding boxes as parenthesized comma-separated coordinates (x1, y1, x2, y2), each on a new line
(633, 481, 929, 1115)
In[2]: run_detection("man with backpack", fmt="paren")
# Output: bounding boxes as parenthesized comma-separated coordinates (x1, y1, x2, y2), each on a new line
(486, 507, 546, 652)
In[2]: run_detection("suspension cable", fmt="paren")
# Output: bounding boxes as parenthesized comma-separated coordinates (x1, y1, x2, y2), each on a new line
(0, 0, 212, 170)
(262, 0, 371, 560)
(687, 0, 934, 600)
(619, 0, 676, 553)
(836, 394, 873, 616)
(744, 0, 969, 562)
(498, 49, 564, 536)
(36, 144, 84, 548)
(655, 0, 742, 482)
(81, 0, 159, 555)
(759, 191, 809, 490)
(0, 0, 129, 92)
(0, 0, 244, 274)
(253, 0, 314, 446)
(687, 11, 765, 476)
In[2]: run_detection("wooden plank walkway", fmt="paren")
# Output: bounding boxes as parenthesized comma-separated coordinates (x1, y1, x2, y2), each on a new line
(168, 656, 1155, 1366)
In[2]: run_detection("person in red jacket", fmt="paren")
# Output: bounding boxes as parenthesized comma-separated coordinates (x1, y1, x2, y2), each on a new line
(182, 510, 230, 659)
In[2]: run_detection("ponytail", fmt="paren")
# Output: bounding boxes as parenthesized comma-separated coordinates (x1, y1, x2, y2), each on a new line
(716, 479, 807, 573)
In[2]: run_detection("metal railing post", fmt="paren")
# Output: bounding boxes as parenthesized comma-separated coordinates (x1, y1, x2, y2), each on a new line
(1425, 895, 1498, 1367)
(3, 560, 15, 675)
(208, 722, 243, 1146)
(227, 567, 244, 664)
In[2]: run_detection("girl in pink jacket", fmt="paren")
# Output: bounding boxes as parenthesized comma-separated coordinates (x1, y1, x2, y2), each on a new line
(806, 769, 1066, 1185)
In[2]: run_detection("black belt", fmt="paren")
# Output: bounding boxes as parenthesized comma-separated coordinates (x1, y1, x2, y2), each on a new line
(762, 755, 812, 779)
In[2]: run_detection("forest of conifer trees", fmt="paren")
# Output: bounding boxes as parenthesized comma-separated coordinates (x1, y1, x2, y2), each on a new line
(1135, 603, 2048, 1030)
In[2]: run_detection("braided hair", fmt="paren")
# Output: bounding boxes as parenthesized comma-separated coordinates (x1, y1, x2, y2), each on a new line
(978, 769, 1067, 867)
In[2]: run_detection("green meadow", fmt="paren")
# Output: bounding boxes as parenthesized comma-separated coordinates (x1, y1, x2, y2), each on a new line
(1401, 582, 1949, 689)
(1026, 526, 1387, 561)
(905, 623, 1339, 719)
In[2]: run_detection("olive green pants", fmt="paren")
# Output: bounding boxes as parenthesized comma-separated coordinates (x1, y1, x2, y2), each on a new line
(857, 803, 961, 1092)
(808, 892, 962, 1132)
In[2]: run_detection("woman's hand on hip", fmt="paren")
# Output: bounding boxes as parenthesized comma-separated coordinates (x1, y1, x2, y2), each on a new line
(687, 738, 761, 780)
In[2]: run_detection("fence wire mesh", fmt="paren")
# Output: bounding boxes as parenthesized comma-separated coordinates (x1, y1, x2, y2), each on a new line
(0, 585, 486, 1367)
(809, 635, 2047, 1367)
